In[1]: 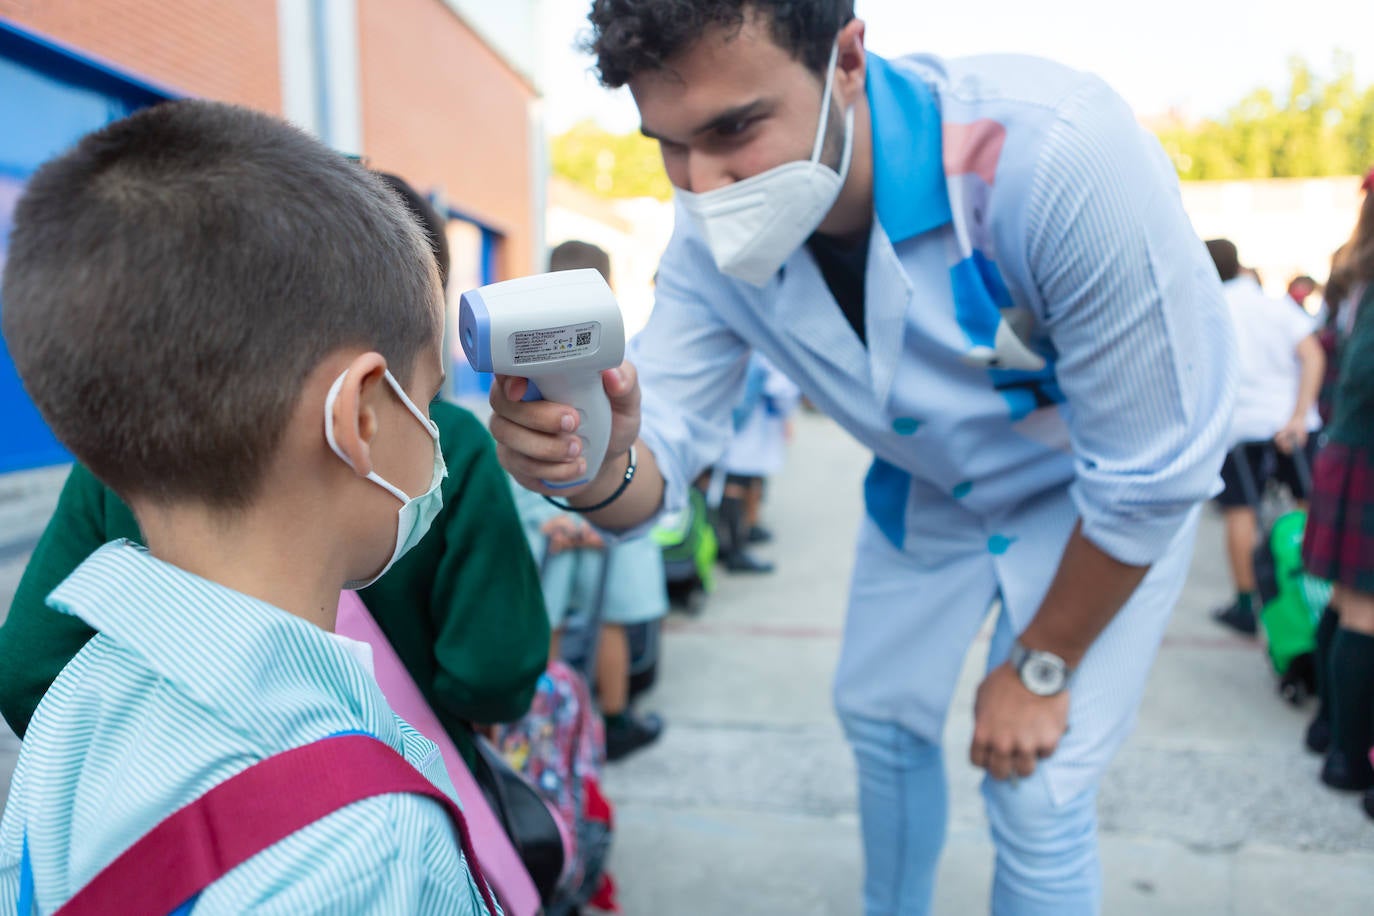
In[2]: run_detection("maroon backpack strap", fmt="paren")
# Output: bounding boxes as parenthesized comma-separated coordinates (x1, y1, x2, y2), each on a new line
(55, 734, 497, 915)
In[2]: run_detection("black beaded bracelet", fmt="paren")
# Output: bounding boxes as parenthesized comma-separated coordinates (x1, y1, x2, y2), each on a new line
(542, 446, 637, 515)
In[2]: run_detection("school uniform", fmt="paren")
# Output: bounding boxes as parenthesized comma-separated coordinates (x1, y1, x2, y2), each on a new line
(0, 541, 491, 914)
(1216, 275, 1322, 505)
(720, 354, 802, 480)
(0, 402, 551, 773)
(510, 481, 668, 630)
(1304, 283, 1374, 595)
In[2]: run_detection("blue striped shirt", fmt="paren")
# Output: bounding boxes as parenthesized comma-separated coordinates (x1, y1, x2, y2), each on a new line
(0, 541, 493, 914)
(631, 52, 1233, 567)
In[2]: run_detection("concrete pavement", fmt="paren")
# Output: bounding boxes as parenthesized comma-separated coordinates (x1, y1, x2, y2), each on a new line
(1, 415, 1372, 913)
(599, 412, 1374, 915)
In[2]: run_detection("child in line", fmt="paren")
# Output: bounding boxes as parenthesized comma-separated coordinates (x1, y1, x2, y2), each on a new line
(0, 101, 493, 911)
(1301, 168, 1374, 821)
(507, 240, 668, 762)
(0, 173, 550, 776)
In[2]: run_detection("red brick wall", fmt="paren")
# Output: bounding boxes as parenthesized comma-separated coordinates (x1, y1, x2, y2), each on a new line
(1, 0, 538, 276)
(357, 0, 537, 276)
(0, 0, 281, 111)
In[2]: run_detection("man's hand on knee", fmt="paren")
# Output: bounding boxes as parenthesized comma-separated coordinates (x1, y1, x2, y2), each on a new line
(970, 663, 1070, 780)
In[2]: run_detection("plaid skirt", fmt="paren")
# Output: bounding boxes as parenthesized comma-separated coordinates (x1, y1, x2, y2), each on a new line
(1302, 441, 1374, 595)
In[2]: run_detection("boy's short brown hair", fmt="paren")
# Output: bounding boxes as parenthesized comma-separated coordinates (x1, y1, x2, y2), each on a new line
(1, 100, 440, 508)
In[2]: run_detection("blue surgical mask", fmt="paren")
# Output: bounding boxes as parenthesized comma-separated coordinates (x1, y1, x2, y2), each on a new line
(324, 368, 447, 589)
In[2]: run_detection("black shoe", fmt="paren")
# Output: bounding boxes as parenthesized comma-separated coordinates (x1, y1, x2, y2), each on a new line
(1305, 716, 1332, 755)
(605, 712, 664, 762)
(746, 525, 774, 545)
(723, 551, 775, 574)
(1320, 750, 1374, 791)
(1212, 602, 1258, 636)
(1363, 788, 1374, 821)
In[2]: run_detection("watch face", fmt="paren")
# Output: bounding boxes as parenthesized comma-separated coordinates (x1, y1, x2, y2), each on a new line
(1023, 654, 1066, 696)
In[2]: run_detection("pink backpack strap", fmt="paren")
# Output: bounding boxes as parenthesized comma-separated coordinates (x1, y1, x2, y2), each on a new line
(54, 734, 497, 915)
(335, 589, 541, 915)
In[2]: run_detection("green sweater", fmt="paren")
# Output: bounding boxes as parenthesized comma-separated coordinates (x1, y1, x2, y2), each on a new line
(0, 401, 550, 769)
(1329, 284, 1374, 448)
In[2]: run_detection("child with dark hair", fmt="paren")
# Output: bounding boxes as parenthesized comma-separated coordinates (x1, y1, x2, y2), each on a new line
(0, 101, 494, 911)
(532, 239, 667, 760)
(1301, 168, 1374, 821)
(1288, 275, 1318, 308)
(0, 171, 549, 776)
(1204, 238, 1325, 635)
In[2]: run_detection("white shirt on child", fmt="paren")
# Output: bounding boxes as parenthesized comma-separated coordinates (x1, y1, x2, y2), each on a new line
(1224, 276, 1322, 446)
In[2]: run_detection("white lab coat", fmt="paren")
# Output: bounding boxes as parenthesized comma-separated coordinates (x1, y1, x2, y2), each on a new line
(626, 52, 1234, 802)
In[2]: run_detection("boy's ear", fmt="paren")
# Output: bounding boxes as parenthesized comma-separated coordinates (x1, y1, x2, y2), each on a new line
(328, 351, 390, 478)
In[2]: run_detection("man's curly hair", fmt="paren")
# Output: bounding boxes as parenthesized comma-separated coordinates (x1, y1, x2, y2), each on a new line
(586, 1, 855, 88)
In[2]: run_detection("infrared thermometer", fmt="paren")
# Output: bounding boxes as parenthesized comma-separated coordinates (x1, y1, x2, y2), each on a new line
(459, 268, 626, 489)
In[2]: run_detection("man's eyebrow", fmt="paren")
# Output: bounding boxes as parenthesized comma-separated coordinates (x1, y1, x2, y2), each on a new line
(640, 100, 770, 144)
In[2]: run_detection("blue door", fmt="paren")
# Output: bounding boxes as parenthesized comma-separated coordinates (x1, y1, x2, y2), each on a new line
(0, 19, 174, 472)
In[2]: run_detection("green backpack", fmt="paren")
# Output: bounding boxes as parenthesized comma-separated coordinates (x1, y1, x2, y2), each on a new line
(651, 488, 717, 604)
(1256, 508, 1331, 686)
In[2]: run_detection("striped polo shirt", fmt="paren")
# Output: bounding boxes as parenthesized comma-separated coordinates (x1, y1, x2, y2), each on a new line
(0, 540, 492, 914)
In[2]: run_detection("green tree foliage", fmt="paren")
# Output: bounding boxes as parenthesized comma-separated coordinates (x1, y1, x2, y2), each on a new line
(1157, 53, 1374, 180)
(550, 120, 673, 200)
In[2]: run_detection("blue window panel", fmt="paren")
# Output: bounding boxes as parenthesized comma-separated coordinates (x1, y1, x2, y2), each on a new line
(0, 18, 175, 472)
(444, 208, 503, 401)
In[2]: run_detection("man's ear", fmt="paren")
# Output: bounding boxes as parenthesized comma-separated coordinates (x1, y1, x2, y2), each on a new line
(328, 351, 389, 478)
(835, 18, 867, 106)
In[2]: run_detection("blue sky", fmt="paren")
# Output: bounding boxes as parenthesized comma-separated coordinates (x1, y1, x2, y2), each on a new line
(538, 0, 1373, 134)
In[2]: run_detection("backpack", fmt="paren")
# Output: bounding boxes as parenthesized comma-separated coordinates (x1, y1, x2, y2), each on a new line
(16, 734, 496, 916)
(1231, 444, 1332, 702)
(492, 661, 617, 914)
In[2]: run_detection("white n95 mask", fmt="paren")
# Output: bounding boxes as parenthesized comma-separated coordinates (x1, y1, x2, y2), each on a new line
(676, 40, 855, 287)
(324, 368, 447, 590)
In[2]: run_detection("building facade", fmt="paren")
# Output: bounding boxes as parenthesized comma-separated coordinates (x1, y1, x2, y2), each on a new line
(0, 0, 544, 472)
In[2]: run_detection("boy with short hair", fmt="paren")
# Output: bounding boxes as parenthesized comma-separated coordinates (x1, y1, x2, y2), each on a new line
(0, 173, 550, 777)
(0, 100, 493, 912)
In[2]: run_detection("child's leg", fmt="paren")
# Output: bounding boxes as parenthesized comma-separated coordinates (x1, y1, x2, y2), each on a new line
(1306, 591, 1341, 752)
(594, 539, 667, 760)
(719, 475, 773, 573)
(595, 624, 630, 716)
(744, 476, 764, 529)
(1223, 506, 1259, 596)
(1213, 448, 1261, 633)
(1324, 589, 1374, 789)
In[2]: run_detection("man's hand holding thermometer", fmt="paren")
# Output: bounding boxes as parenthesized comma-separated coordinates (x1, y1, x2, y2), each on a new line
(460, 270, 663, 527)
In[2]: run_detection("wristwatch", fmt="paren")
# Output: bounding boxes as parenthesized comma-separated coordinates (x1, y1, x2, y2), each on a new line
(1009, 640, 1073, 696)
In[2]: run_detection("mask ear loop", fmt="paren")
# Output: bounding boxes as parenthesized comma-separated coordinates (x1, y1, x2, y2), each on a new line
(835, 100, 856, 181)
(808, 40, 843, 165)
(324, 368, 441, 505)
(380, 371, 440, 440)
